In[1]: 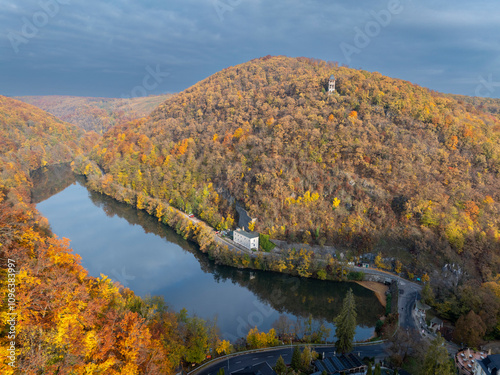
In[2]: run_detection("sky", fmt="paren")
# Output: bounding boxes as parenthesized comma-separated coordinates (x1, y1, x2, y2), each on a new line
(1, 0, 499, 98)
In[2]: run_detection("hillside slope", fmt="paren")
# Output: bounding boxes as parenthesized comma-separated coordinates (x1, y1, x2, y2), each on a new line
(447, 94, 500, 119)
(88, 56, 500, 279)
(0, 98, 220, 372)
(15, 94, 171, 133)
(0, 95, 98, 198)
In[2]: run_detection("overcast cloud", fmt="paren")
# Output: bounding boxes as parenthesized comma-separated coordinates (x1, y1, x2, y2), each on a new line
(0, 0, 499, 97)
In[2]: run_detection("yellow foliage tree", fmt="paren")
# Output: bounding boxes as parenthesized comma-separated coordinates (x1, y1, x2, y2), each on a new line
(215, 340, 233, 355)
(248, 220, 256, 231)
(374, 253, 387, 270)
(421, 273, 430, 283)
(332, 197, 341, 209)
(395, 260, 402, 274)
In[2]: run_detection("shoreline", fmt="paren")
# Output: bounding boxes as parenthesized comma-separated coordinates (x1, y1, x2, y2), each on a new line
(354, 281, 388, 308)
(75, 162, 399, 310)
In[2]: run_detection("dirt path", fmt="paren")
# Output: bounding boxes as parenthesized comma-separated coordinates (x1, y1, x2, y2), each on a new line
(355, 281, 389, 308)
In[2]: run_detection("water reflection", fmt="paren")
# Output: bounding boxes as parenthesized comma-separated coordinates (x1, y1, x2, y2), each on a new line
(34, 166, 384, 341)
(31, 163, 76, 204)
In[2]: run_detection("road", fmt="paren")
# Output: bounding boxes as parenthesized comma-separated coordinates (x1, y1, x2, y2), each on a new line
(214, 234, 254, 255)
(349, 266, 422, 331)
(185, 214, 446, 353)
(213, 233, 424, 334)
(195, 344, 388, 375)
(397, 280, 421, 330)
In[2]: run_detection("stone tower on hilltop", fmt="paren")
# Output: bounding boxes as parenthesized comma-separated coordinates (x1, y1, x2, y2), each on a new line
(328, 75, 336, 93)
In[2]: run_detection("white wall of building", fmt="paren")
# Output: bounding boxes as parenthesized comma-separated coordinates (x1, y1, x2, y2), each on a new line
(233, 231, 259, 250)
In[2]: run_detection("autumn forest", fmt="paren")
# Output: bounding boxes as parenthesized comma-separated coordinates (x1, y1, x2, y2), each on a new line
(1, 56, 500, 373)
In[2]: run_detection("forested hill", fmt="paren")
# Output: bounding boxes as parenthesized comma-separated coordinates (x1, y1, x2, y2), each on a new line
(15, 94, 171, 134)
(447, 94, 500, 118)
(0, 95, 98, 198)
(90, 56, 500, 279)
(1, 97, 221, 372)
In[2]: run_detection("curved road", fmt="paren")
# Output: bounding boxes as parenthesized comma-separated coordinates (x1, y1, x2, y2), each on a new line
(350, 266, 422, 330)
(193, 266, 422, 375)
(196, 344, 387, 375)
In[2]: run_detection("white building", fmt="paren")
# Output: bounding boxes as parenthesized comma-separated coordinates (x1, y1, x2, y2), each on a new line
(233, 229, 259, 250)
(328, 74, 336, 93)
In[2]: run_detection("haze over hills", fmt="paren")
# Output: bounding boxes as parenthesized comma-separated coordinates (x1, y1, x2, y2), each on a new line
(0, 95, 98, 198)
(85, 56, 500, 280)
(447, 94, 500, 119)
(15, 94, 171, 134)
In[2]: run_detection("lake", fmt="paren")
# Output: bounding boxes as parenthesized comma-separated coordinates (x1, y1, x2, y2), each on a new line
(33, 164, 384, 342)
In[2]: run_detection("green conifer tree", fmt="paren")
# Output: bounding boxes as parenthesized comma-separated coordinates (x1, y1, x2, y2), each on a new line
(274, 356, 287, 375)
(367, 362, 372, 375)
(291, 346, 301, 370)
(335, 288, 357, 353)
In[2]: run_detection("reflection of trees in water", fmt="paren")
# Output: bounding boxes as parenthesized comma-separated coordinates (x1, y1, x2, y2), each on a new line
(85, 187, 384, 327)
(31, 163, 76, 203)
(85, 181, 198, 252)
(35, 165, 384, 329)
(209, 266, 384, 327)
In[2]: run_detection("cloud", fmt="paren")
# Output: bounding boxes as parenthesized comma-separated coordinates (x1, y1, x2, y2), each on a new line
(0, 0, 498, 97)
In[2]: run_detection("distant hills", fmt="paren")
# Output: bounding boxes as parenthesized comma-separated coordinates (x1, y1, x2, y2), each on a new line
(15, 94, 171, 133)
(0, 95, 97, 198)
(86, 56, 500, 279)
(0, 96, 205, 374)
(447, 94, 500, 118)
(2, 56, 500, 371)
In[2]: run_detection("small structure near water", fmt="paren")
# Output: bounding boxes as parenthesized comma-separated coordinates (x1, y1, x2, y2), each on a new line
(233, 228, 259, 250)
(429, 317, 443, 332)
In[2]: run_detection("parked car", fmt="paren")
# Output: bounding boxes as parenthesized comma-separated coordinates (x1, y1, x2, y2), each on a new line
(188, 214, 195, 218)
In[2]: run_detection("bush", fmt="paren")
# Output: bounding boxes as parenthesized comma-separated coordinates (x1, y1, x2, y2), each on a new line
(347, 271, 365, 281)
(386, 293, 392, 315)
(260, 233, 276, 252)
(375, 319, 384, 336)
(317, 269, 327, 280)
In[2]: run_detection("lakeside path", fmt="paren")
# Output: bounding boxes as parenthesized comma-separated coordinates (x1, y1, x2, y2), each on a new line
(171, 209, 453, 352)
(212, 229, 423, 332)
(179, 208, 424, 334)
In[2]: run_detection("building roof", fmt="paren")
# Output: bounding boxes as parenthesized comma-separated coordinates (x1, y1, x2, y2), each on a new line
(235, 229, 259, 239)
(231, 362, 276, 375)
(314, 353, 365, 374)
(480, 355, 500, 375)
(330, 74, 335, 80)
(430, 317, 443, 325)
(416, 300, 431, 310)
